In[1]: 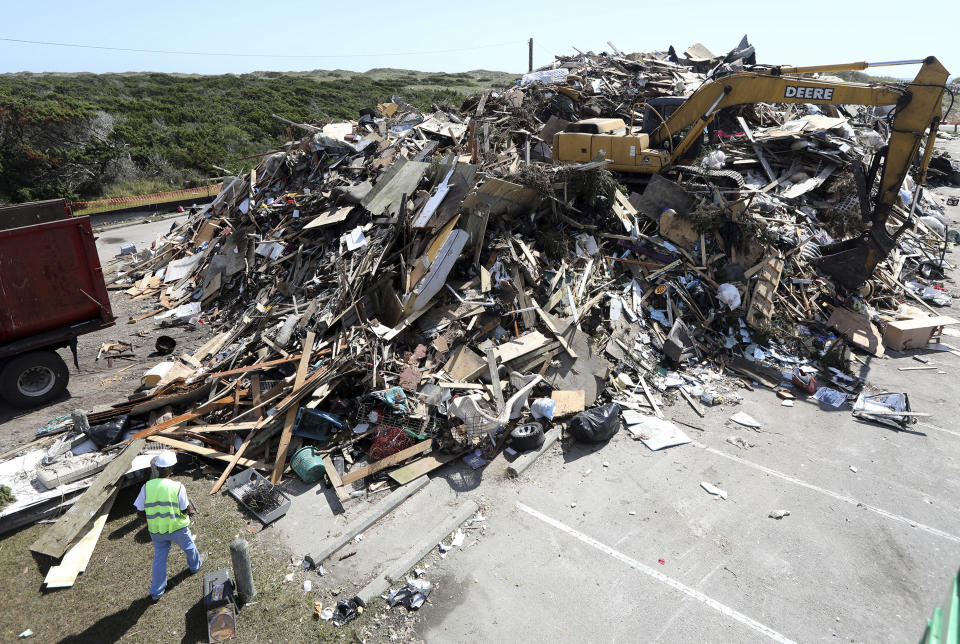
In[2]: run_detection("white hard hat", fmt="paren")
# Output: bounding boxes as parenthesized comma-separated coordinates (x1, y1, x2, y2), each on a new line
(155, 451, 177, 468)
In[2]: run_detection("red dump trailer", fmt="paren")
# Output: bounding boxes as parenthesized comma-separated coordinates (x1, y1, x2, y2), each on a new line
(0, 199, 115, 408)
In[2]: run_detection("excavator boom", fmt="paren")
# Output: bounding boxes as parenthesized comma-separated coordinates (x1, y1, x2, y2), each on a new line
(553, 56, 950, 288)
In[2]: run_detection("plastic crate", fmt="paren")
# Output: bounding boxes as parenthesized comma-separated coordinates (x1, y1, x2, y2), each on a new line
(225, 468, 291, 524)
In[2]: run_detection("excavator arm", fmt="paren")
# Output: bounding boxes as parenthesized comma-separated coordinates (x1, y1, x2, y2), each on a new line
(553, 56, 949, 288)
(649, 56, 949, 234)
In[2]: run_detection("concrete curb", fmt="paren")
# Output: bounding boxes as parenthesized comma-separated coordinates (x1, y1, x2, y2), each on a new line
(354, 499, 479, 605)
(304, 475, 430, 568)
(507, 426, 561, 478)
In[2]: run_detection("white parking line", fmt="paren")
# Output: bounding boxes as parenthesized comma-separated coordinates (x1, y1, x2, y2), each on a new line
(516, 502, 797, 644)
(694, 442, 960, 544)
(918, 422, 960, 439)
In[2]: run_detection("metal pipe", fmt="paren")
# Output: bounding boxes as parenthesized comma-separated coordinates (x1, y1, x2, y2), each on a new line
(867, 59, 926, 67)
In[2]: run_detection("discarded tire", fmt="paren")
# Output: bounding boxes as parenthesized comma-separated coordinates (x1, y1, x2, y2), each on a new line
(510, 422, 545, 451)
(0, 350, 69, 408)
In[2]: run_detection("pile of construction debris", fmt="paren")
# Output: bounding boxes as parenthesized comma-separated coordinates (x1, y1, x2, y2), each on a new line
(4, 37, 958, 559)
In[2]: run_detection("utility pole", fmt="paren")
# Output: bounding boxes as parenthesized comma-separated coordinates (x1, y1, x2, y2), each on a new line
(528, 38, 533, 73)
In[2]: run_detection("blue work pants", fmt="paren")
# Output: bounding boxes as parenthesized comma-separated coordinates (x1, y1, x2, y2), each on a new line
(149, 526, 200, 599)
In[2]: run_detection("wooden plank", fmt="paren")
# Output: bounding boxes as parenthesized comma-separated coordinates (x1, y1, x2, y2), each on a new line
(340, 440, 433, 485)
(511, 265, 536, 329)
(322, 454, 351, 503)
(388, 451, 463, 485)
(148, 436, 267, 469)
(130, 392, 239, 440)
(31, 439, 145, 559)
(485, 348, 505, 411)
(534, 305, 578, 358)
(43, 490, 117, 588)
(639, 376, 663, 419)
(208, 355, 302, 379)
(209, 427, 261, 495)
(272, 331, 315, 484)
(494, 331, 551, 364)
(175, 422, 259, 433)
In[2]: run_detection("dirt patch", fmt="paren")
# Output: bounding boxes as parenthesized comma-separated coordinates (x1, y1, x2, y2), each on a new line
(0, 288, 215, 449)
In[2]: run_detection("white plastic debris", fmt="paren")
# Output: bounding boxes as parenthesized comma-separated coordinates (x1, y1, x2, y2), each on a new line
(521, 67, 570, 85)
(702, 149, 726, 170)
(726, 436, 751, 449)
(303, 580, 312, 592)
(342, 226, 367, 251)
(850, 466, 858, 473)
(730, 412, 761, 428)
(451, 529, 465, 548)
(320, 607, 334, 620)
(716, 283, 741, 310)
(769, 510, 791, 519)
(530, 398, 557, 420)
(700, 481, 728, 500)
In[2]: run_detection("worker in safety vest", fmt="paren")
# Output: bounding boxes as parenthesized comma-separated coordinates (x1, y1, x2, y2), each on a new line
(134, 451, 203, 602)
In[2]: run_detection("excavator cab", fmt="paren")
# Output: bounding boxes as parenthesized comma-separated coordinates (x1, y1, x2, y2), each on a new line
(640, 97, 707, 161)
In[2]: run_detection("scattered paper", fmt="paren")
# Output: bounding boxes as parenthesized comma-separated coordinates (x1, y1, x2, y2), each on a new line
(342, 226, 367, 251)
(813, 387, 846, 408)
(622, 412, 691, 451)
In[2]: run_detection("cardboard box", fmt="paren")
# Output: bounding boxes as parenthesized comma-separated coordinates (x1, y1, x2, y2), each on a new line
(882, 315, 958, 351)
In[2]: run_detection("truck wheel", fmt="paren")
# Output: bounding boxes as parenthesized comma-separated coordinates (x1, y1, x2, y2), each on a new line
(0, 351, 69, 408)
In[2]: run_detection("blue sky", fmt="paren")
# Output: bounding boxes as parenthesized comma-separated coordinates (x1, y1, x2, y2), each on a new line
(1, 0, 956, 79)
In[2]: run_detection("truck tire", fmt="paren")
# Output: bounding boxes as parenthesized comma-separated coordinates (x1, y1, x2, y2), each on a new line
(510, 422, 545, 451)
(0, 350, 69, 408)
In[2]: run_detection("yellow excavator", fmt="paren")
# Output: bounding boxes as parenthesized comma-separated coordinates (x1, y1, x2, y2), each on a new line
(553, 57, 951, 288)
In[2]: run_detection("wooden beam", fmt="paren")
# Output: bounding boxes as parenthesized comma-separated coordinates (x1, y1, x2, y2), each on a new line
(43, 490, 118, 588)
(208, 355, 302, 379)
(180, 421, 260, 433)
(322, 454, 351, 504)
(130, 391, 242, 440)
(340, 440, 433, 485)
(31, 439, 145, 559)
(148, 436, 267, 470)
(388, 451, 464, 485)
(272, 331, 315, 484)
(534, 304, 578, 358)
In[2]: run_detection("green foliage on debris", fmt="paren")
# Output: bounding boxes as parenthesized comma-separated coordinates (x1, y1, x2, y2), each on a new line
(0, 69, 516, 204)
(0, 485, 14, 511)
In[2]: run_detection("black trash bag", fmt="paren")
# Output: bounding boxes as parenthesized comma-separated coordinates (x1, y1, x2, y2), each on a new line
(83, 415, 129, 448)
(387, 579, 432, 610)
(567, 404, 621, 443)
(332, 597, 365, 627)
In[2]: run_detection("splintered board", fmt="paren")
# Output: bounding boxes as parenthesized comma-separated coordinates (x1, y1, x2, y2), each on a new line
(31, 439, 144, 559)
(746, 254, 783, 329)
(388, 451, 463, 485)
(44, 489, 117, 588)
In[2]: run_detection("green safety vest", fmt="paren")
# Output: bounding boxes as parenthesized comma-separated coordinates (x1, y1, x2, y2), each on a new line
(144, 478, 190, 534)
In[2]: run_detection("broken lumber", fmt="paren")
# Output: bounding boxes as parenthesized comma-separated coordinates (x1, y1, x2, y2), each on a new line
(31, 439, 144, 559)
(340, 440, 433, 485)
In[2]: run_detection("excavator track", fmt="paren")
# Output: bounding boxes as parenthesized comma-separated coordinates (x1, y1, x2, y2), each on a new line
(669, 165, 746, 190)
